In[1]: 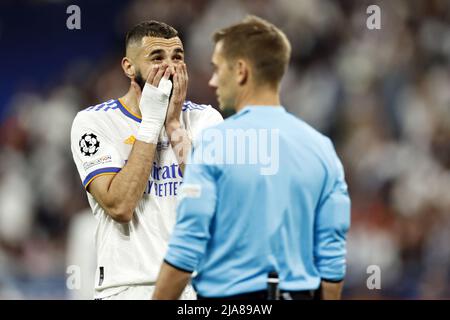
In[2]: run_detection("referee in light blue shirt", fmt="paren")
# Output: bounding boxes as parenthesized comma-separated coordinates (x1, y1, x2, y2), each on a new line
(153, 16, 351, 300)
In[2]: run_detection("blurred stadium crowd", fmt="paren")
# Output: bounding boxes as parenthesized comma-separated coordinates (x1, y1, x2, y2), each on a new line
(0, 0, 449, 299)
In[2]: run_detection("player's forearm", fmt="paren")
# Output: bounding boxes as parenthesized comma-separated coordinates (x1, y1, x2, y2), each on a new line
(319, 280, 344, 300)
(166, 120, 191, 174)
(106, 75, 171, 221)
(88, 67, 172, 223)
(153, 261, 192, 300)
(103, 140, 156, 222)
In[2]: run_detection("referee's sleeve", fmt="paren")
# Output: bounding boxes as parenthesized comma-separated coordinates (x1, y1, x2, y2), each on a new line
(164, 137, 218, 273)
(314, 147, 351, 282)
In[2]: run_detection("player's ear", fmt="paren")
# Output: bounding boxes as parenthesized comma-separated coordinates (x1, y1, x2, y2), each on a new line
(122, 57, 136, 80)
(236, 59, 248, 86)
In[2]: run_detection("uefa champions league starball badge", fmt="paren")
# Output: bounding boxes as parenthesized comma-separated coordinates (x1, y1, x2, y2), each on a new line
(79, 133, 100, 156)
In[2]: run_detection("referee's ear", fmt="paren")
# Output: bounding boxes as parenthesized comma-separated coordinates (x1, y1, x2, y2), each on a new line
(236, 59, 249, 86)
(122, 57, 136, 80)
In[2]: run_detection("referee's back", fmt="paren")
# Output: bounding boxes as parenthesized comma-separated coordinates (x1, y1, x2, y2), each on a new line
(165, 105, 351, 298)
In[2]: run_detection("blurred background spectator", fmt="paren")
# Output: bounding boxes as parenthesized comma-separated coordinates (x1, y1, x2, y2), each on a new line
(0, 0, 449, 299)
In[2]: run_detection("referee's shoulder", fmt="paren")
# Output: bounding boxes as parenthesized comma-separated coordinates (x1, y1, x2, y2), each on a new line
(285, 110, 335, 148)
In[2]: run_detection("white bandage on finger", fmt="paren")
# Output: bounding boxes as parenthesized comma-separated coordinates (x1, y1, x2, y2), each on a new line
(136, 79, 172, 144)
(158, 77, 173, 96)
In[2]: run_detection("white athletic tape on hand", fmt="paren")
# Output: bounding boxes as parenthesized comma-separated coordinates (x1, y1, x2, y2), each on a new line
(158, 77, 173, 96)
(136, 79, 172, 144)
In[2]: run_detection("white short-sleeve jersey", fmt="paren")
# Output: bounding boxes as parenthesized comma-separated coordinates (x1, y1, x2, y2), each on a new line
(70, 98, 223, 299)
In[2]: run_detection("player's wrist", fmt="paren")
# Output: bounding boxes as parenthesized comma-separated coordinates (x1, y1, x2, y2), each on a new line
(136, 119, 164, 144)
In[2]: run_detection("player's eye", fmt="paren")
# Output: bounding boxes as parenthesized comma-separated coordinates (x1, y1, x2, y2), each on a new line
(172, 55, 183, 61)
(151, 56, 163, 62)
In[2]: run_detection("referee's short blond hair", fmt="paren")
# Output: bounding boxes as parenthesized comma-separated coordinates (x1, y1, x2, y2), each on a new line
(213, 15, 291, 88)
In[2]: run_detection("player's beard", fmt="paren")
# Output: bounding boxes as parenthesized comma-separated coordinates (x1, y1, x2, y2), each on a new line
(134, 70, 146, 92)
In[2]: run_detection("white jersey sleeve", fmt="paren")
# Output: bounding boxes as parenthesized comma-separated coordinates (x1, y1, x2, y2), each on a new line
(71, 111, 125, 189)
(182, 101, 223, 145)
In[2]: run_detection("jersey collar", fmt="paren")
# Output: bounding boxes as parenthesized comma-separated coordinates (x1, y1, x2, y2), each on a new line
(117, 98, 142, 123)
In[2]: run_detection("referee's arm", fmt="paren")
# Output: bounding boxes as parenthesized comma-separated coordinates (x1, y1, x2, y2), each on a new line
(152, 261, 193, 300)
(153, 150, 218, 299)
(314, 153, 351, 300)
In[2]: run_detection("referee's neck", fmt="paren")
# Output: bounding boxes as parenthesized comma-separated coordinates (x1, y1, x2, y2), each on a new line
(235, 86, 281, 113)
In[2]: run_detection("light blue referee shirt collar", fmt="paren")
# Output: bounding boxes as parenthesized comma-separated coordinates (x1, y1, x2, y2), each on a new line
(237, 105, 286, 115)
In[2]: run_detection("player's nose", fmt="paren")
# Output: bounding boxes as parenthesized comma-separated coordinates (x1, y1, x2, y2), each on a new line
(208, 74, 217, 88)
(165, 62, 176, 75)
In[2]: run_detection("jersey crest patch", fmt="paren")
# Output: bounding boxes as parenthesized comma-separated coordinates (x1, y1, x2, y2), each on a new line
(79, 133, 100, 156)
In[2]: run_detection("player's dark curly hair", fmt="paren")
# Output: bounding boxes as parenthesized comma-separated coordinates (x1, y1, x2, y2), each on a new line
(125, 20, 178, 50)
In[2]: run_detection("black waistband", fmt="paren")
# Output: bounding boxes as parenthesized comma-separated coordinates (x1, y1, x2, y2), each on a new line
(197, 289, 316, 300)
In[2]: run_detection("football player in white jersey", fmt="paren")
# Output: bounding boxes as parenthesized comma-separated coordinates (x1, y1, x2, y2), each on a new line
(70, 20, 223, 300)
